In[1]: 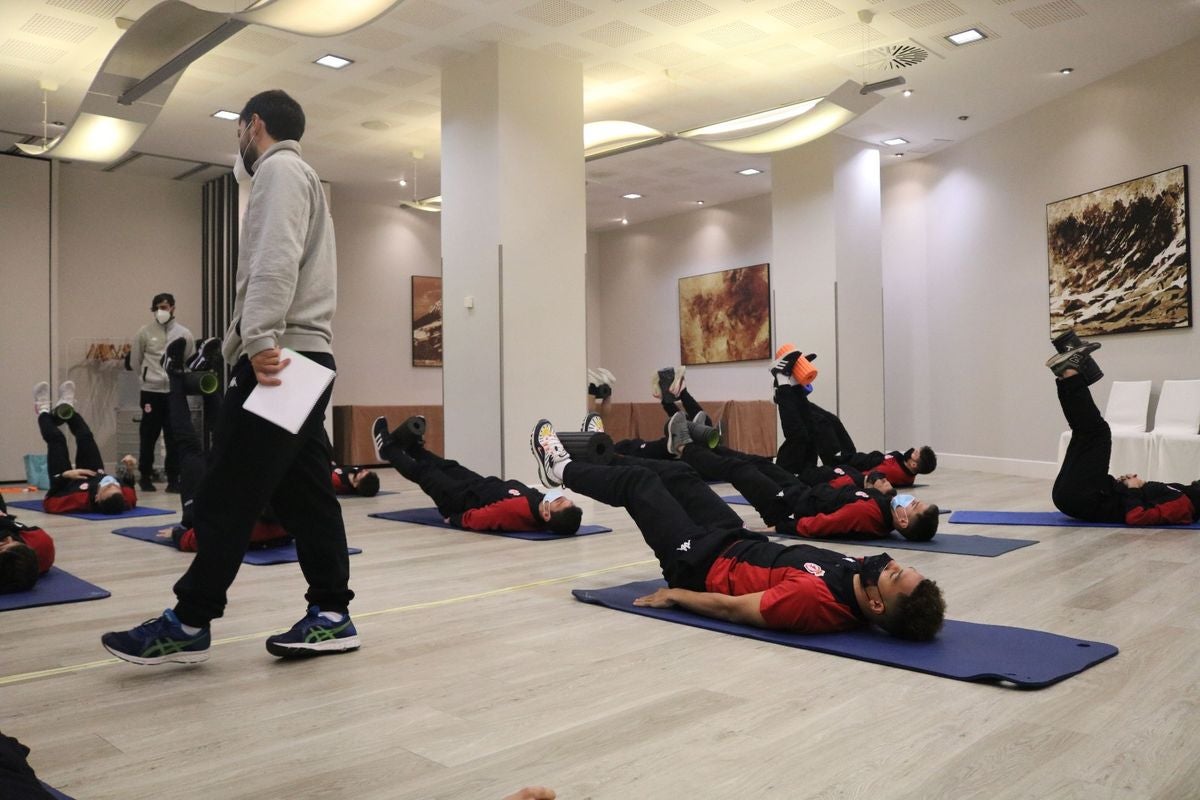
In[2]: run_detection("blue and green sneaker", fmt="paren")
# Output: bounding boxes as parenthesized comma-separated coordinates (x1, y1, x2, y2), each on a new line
(266, 605, 360, 658)
(102, 609, 211, 665)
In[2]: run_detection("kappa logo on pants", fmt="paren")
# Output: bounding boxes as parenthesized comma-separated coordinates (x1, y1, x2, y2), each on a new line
(676, 539, 691, 552)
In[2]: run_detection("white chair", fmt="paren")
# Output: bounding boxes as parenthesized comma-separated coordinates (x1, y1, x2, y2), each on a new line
(1058, 380, 1153, 477)
(1148, 379, 1200, 481)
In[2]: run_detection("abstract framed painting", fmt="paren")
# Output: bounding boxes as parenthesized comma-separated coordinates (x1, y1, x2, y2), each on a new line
(1047, 165, 1190, 336)
(678, 263, 771, 365)
(412, 275, 443, 367)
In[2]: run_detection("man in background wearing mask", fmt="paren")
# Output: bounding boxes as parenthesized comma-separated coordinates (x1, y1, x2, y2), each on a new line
(531, 419, 945, 640)
(372, 415, 582, 534)
(129, 292, 194, 493)
(103, 89, 356, 666)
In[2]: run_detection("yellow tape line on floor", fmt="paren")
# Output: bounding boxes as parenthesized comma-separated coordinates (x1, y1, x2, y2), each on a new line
(0, 558, 656, 688)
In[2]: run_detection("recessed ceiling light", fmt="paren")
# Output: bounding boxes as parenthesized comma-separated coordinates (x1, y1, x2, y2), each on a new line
(946, 28, 985, 46)
(958, 115, 970, 121)
(737, 167, 763, 176)
(398, 177, 407, 187)
(695, 200, 705, 206)
(892, 153, 905, 158)
(902, 89, 913, 98)
(882, 137, 909, 146)
(361, 120, 390, 131)
(211, 110, 239, 121)
(622, 193, 643, 200)
(315, 54, 353, 69)
(1059, 67, 1074, 75)
(620, 217, 629, 225)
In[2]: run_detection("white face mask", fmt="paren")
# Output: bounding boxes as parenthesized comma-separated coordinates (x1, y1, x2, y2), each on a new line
(155, 309, 172, 325)
(234, 121, 255, 182)
(542, 488, 566, 504)
(99, 475, 119, 489)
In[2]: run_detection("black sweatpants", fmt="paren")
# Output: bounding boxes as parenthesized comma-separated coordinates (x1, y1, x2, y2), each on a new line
(775, 385, 855, 472)
(383, 444, 494, 517)
(167, 375, 221, 530)
(139, 390, 178, 482)
(1051, 374, 1125, 522)
(679, 443, 799, 525)
(562, 457, 755, 590)
(39, 412, 102, 477)
(661, 386, 705, 419)
(172, 353, 352, 626)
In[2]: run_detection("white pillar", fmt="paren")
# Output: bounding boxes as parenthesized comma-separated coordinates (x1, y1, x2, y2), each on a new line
(772, 136, 884, 448)
(441, 43, 587, 478)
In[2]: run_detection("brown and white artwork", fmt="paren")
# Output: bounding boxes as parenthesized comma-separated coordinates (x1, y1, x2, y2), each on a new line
(1047, 165, 1191, 336)
(678, 263, 771, 365)
(412, 275, 443, 367)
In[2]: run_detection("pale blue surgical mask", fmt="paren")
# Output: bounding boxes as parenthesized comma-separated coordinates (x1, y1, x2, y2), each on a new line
(99, 475, 119, 489)
(542, 489, 566, 504)
(890, 494, 914, 510)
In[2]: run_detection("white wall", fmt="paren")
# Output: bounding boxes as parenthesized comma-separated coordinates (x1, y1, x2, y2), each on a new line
(0, 155, 51, 481)
(328, 192, 443, 407)
(591, 194, 772, 402)
(53, 165, 201, 466)
(882, 38, 1200, 473)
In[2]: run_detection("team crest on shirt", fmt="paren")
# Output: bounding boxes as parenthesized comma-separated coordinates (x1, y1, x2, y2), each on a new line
(79, 482, 88, 490)
(144, 403, 153, 413)
(804, 562, 825, 577)
(508, 488, 521, 496)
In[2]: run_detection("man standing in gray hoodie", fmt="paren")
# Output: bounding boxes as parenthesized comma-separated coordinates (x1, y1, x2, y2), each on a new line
(103, 90, 358, 665)
(129, 292, 194, 492)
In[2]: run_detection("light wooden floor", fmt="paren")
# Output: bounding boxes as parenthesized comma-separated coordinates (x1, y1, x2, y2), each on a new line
(3, 466, 1199, 800)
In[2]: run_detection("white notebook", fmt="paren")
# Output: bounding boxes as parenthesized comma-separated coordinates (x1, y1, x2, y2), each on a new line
(243, 348, 336, 434)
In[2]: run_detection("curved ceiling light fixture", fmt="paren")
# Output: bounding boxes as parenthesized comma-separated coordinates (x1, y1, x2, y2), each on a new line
(232, 0, 404, 37)
(583, 120, 668, 160)
(16, 0, 405, 164)
(584, 80, 884, 161)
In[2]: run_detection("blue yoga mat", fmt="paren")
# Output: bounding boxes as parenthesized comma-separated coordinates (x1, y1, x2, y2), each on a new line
(950, 510, 1200, 529)
(773, 529, 1037, 557)
(112, 525, 362, 565)
(370, 507, 612, 541)
(0, 567, 110, 612)
(6, 498, 173, 520)
(724, 494, 948, 513)
(339, 490, 398, 499)
(573, 580, 1117, 688)
(42, 782, 76, 800)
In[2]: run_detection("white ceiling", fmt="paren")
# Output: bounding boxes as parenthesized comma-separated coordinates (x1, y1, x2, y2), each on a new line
(2, 0, 1199, 230)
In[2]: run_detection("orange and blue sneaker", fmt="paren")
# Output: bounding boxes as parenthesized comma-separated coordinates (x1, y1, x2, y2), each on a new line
(102, 609, 211, 665)
(265, 605, 360, 659)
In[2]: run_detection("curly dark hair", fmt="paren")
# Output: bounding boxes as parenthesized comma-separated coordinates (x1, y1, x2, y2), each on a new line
(354, 471, 380, 497)
(877, 579, 945, 641)
(96, 492, 128, 515)
(899, 505, 940, 542)
(916, 446, 937, 474)
(0, 544, 39, 594)
(240, 89, 305, 142)
(546, 504, 583, 535)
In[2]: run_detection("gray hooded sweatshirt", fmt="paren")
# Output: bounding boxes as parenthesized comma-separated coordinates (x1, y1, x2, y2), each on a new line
(223, 140, 336, 363)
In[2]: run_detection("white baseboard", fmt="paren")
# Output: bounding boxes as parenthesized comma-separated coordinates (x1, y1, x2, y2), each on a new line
(938, 453, 1059, 480)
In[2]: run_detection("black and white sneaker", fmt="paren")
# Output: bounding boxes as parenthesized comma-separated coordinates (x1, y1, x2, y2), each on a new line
(531, 419, 569, 488)
(161, 337, 187, 376)
(581, 412, 605, 433)
(372, 416, 393, 462)
(1046, 341, 1103, 381)
(187, 337, 222, 372)
(666, 411, 692, 457)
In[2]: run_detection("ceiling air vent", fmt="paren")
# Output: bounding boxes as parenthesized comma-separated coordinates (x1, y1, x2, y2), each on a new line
(873, 42, 929, 70)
